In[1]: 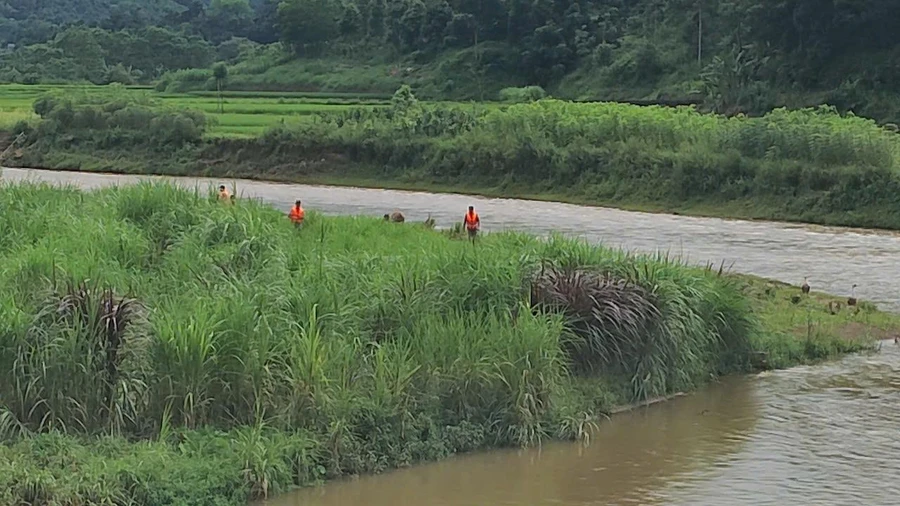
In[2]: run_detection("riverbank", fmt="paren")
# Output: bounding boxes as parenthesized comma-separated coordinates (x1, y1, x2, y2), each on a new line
(8, 92, 900, 231)
(1, 181, 897, 505)
(8, 157, 894, 230)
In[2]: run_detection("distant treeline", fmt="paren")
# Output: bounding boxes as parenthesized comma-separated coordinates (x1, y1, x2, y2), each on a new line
(3, 1, 900, 120)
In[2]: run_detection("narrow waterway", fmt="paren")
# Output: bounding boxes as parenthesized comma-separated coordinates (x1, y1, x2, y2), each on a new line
(4, 167, 900, 505)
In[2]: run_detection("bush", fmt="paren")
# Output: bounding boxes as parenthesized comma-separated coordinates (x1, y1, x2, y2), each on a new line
(104, 63, 137, 85)
(160, 68, 213, 93)
(31, 94, 206, 148)
(499, 86, 547, 103)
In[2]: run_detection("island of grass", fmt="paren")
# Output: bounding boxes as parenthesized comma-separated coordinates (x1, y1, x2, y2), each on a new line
(0, 181, 897, 505)
(6, 85, 900, 230)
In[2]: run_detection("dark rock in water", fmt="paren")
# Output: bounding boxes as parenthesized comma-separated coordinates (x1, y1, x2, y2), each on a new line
(390, 212, 405, 223)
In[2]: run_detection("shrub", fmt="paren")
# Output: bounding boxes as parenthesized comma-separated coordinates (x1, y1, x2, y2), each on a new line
(31, 94, 206, 148)
(499, 86, 547, 103)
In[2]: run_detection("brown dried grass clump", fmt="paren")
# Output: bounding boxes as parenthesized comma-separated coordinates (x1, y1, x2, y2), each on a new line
(530, 266, 662, 373)
(56, 281, 141, 386)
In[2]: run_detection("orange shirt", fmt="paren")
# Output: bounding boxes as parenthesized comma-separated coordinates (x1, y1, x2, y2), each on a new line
(464, 211, 480, 230)
(289, 205, 305, 223)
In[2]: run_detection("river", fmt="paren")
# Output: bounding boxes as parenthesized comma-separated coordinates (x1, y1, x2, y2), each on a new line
(4, 167, 900, 505)
(261, 348, 900, 506)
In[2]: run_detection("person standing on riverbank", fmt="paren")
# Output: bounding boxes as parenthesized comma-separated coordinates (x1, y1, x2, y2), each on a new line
(464, 206, 480, 243)
(289, 199, 305, 228)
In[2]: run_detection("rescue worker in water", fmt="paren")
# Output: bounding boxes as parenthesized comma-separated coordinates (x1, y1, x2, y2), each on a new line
(288, 199, 305, 228)
(463, 205, 480, 243)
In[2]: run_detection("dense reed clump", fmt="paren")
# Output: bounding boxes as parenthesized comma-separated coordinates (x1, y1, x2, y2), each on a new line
(532, 267, 662, 372)
(0, 181, 759, 503)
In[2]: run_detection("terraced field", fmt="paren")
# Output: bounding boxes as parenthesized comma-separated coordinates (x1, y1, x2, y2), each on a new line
(0, 84, 389, 137)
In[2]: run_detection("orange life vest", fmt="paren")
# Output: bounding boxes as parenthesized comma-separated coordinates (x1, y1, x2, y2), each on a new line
(464, 211, 480, 230)
(289, 205, 305, 223)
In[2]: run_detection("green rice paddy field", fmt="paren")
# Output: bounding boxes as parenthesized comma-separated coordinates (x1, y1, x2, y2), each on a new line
(0, 84, 395, 138)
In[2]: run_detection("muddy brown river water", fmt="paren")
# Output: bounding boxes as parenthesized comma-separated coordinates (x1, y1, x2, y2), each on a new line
(263, 350, 900, 506)
(4, 167, 900, 505)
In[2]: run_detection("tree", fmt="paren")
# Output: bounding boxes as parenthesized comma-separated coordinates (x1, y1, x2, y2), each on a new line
(247, 0, 282, 43)
(204, 0, 254, 42)
(391, 84, 417, 113)
(53, 26, 106, 81)
(213, 63, 228, 113)
(277, 0, 339, 56)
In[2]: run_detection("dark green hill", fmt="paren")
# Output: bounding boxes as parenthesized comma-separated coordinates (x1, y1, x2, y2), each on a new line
(3, 0, 900, 121)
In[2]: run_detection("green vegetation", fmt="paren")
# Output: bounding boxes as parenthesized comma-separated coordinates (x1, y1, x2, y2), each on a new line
(11, 86, 900, 230)
(3, 1, 900, 122)
(0, 181, 893, 504)
(0, 84, 389, 138)
(0, 25, 216, 85)
(736, 275, 895, 370)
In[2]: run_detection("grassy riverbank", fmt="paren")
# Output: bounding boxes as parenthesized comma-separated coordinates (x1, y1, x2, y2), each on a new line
(8, 86, 900, 230)
(0, 181, 897, 505)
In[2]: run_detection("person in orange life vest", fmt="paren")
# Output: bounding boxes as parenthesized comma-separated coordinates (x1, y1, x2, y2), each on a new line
(288, 199, 305, 227)
(463, 205, 480, 242)
(218, 185, 232, 203)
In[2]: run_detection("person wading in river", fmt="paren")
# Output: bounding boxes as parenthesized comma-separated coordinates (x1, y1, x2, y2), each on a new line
(464, 206, 480, 244)
(288, 199, 305, 228)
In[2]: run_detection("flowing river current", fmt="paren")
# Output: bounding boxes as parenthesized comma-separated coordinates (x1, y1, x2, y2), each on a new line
(4, 167, 900, 505)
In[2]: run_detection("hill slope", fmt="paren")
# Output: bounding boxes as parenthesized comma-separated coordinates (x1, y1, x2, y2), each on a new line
(2, 0, 900, 121)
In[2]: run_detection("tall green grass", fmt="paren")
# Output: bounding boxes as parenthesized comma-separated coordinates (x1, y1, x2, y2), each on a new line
(0, 182, 756, 497)
(301, 99, 900, 178)
(0, 182, 892, 504)
(241, 97, 900, 229)
(0, 182, 753, 430)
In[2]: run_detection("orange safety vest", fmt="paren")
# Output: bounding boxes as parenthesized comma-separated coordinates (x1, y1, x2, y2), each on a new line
(289, 205, 305, 223)
(464, 211, 480, 230)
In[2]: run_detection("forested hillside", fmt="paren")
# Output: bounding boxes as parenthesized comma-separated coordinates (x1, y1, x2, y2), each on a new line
(2, 0, 900, 121)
